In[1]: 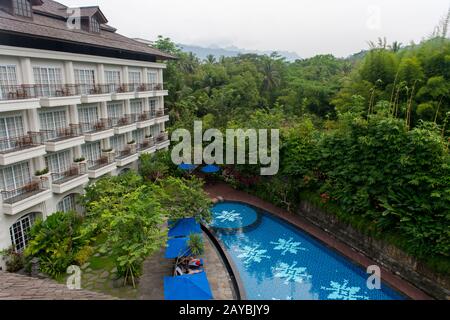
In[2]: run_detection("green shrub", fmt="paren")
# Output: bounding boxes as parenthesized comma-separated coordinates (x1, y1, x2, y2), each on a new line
(188, 233, 204, 256)
(0, 247, 25, 272)
(25, 211, 88, 278)
(74, 246, 94, 266)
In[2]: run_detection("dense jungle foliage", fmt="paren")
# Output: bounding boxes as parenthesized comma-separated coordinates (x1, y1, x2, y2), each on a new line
(154, 25, 450, 273)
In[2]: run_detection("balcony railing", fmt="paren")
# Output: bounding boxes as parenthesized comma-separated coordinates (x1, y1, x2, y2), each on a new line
(0, 83, 165, 101)
(116, 145, 137, 160)
(80, 118, 113, 133)
(1, 177, 49, 204)
(0, 132, 43, 154)
(87, 155, 114, 170)
(111, 114, 136, 127)
(135, 111, 155, 122)
(137, 138, 155, 151)
(40, 124, 82, 142)
(0, 85, 37, 100)
(51, 163, 87, 184)
(156, 132, 169, 143)
(34, 84, 80, 98)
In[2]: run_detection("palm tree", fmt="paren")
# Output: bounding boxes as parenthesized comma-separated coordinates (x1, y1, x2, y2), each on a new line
(389, 41, 403, 53)
(261, 57, 281, 93)
(180, 52, 199, 73)
(205, 54, 216, 64)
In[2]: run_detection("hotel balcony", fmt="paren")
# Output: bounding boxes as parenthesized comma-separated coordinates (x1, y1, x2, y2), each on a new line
(155, 108, 170, 124)
(38, 84, 82, 107)
(115, 144, 138, 167)
(1, 177, 52, 216)
(87, 154, 116, 179)
(79, 84, 113, 104)
(41, 124, 85, 152)
(112, 114, 137, 135)
(0, 133, 46, 166)
(51, 163, 89, 194)
(135, 111, 157, 129)
(156, 132, 170, 150)
(0, 83, 167, 108)
(137, 138, 156, 155)
(110, 83, 167, 100)
(81, 118, 115, 142)
(0, 85, 40, 111)
(134, 83, 166, 98)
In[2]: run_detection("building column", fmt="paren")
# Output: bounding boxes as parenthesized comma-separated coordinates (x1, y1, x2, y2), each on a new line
(97, 64, 105, 84)
(99, 102, 108, 119)
(143, 68, 148, 84)
(69, 105, 79, 124)
(64, 61, 75, 84)
(143, 97, 149, 112)
(122, 66, 129, 84)
(19, 58, 33, 84)
(124, 100, 131, 114)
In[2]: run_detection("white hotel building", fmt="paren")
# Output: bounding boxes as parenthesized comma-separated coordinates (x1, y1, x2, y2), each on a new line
(0, 0, 174, 266)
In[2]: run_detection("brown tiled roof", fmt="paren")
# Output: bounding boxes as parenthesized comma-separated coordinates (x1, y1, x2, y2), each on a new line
(0, 272, 117, 300)
(0, 0, 175, 60)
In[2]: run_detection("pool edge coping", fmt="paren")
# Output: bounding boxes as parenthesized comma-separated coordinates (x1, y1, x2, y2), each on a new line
(201, 223, 247, 300)
(205, 184, 433, 301)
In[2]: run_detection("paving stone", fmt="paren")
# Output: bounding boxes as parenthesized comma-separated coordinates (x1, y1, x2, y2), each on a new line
(0, 272, 116, 300)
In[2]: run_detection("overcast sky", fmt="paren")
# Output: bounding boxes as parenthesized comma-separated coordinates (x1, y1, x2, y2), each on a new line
(61, 0, 449, 58)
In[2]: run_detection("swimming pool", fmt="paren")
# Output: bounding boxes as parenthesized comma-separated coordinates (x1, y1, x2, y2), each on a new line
(209, 201, 405, 300)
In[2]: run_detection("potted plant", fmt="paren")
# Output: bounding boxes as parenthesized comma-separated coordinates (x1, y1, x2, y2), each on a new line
(23, 181, 39, 193)
(188, 233, 204, 256)
(35, 168, 49, 176)
(74, 157, 86, 163)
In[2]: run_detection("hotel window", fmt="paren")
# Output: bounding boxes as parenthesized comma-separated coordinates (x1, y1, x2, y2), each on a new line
(105, 70, 121, 92)
(10, 213, 37, 253)
(0, 162, 31, 193)
(147, 71, 158, 85)
(82, 142, 101, 165)
(39, 109, 67, 140)
(45, 150, 71, 175)
(107, 102, 124, 126)
(57, 194, 77, 213)
(128, 71, 141, 90)
(75, 69, 95, 94)
(90, 17, 100, 33)
(149, 98, 158, 116)
(0, 65, 18, 99)
(33, 66, 62, 97)
(130, 99, 143, 115)
(151, 124, 162, 137)
(0, 115, 25, 152)
(78, 104, 99, 131)
(13, 0, 32, 18)
(110, 134, 126, 152)
(132, 129, 145, 144)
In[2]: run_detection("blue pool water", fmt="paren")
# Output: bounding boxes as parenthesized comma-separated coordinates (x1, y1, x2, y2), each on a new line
(210, 202, 405, 300)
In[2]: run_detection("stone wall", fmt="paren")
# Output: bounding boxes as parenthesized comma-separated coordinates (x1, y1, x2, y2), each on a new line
(298, 201, 449, 300)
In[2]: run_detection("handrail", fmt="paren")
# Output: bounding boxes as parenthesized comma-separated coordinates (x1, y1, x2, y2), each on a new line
(0, 132, 43, 153)
(1, 176, 49, 203)
(51, 163, 87, 183)
(80, 118, 113, 133)
(40, 124, 81, 142)
(0, 82, 165, 101)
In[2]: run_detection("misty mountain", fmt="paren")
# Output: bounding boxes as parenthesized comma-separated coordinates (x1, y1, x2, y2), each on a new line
(178, 44, 301, 61)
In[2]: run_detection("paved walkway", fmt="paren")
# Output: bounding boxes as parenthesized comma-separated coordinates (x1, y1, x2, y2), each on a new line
(205, 182, 432, 300)
(0, 272, 115, 300)
(138, 232, 235, 300)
